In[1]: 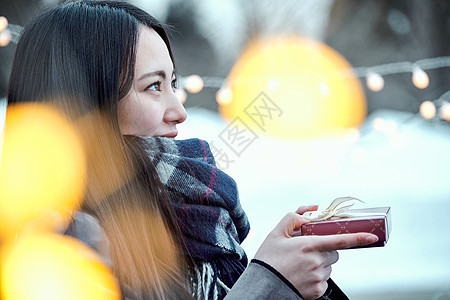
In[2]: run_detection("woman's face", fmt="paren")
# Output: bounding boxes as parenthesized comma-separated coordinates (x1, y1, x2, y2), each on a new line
(118, 26, 187, 138)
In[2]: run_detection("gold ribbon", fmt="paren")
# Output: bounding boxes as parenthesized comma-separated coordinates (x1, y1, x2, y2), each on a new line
(303, 197, 387, 222)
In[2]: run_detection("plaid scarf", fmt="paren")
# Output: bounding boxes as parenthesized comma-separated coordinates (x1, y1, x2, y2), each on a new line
(142, 137, 250, 299)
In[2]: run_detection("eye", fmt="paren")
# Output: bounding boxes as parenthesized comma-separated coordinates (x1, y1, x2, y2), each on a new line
(145, 81, 162, 92)
(171, 77, 178, 90)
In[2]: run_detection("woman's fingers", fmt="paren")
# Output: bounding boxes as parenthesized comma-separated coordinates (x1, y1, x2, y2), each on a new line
(323, 265, 332, 282)
(309, 233, 379, 252)
(303, 280, 329, 300)
(274, 212, 311, 237)
(291, 205, 317, 237)
(295, 205, 319, 215)
(322, 250, 339, 267)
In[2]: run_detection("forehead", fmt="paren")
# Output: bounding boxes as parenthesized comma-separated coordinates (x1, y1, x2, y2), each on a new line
(135, 26, 173, 74)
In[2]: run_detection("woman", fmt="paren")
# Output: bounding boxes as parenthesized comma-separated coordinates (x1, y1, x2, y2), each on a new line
(7, 1, 377, 299)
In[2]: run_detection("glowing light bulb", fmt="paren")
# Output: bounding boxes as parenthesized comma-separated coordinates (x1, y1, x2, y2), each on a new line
(372, 117, 385, 131)
(439, 101, 450, 121)
(0, 16, 8, 32)
(216, 87, 233, 105)
(412, 67, 429, 89)
(366, 72, 384, 92)
(419, 100, 436, 119)
(0, 29, 11, 47)
(175, 88, 187, 104)
(184, 75, 204, 94)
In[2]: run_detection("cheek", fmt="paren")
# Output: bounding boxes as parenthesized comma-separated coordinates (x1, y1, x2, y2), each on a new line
(137, 115, 160, 135)
(138, 103, 164, 134)
(118, 100, 163, 136)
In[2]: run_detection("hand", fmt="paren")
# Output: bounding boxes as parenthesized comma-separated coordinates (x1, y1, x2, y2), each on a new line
(254, 206, 378, 300)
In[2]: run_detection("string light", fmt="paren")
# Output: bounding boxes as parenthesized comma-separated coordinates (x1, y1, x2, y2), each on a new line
(366, 72, 384, 92)
(349, 57, 450, 78)
(439, 101, 450, 122)
(183, 74, 204, 94)
(0, 16, 11, 47)
(372, 117, 385, 131)
(216, 87, 233, 105)
(419, 101, 436, 120)
(412, 66, 429, 89)
(0, 29, 11, 47)
(202, 57, 449, 108)
(0, 16, 8, 32)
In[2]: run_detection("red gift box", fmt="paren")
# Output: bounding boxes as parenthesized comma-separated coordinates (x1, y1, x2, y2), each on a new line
(301, 207, 392, 248)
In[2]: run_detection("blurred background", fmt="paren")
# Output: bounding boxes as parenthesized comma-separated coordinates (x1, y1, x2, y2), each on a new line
(1, 0, 450, 299)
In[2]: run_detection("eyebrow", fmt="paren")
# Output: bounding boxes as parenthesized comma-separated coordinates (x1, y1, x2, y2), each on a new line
(137, 70, 176, 81)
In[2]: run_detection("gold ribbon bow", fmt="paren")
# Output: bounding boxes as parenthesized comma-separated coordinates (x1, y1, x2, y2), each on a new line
(303, 197, 386, 222)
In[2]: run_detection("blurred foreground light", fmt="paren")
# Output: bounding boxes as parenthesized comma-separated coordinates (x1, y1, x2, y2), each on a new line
(0, 29, 12, 47)
(439, 101, 450, 121)
(75, 110, 132, 206)
(412, 67, 429, 89)
(366, 72, 384, 92)
(184, 75, 204, 94)
(0, 103, 86, 238)
(219, 36, 366, 140)
(216, 87, 233, 105)
(1, 233, 121, 300)
(0, 16, 8, 32)
(419, 101, 436, 120)
(175, 88, 187, 104)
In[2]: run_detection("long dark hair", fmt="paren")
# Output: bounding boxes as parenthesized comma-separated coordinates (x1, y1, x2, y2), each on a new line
(7, 1, 190, 299)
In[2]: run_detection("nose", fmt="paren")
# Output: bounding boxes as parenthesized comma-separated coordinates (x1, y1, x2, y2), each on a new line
(164, 90, 187, 124)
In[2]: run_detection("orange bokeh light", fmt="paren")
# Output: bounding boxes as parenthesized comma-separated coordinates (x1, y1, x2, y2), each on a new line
(1, 233, 120, 300)
(184, 74, 204, 94)
(0, 103, 86, 238)
(419, 101, 436, 120)
(219, 36, 367, 140)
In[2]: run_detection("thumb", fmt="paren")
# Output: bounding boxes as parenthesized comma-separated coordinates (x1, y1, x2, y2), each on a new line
(274, 212, 311, 237)
(295, 204, 319, 215)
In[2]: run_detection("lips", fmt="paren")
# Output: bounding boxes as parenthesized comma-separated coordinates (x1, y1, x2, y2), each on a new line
(159, 132, 178, 138)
